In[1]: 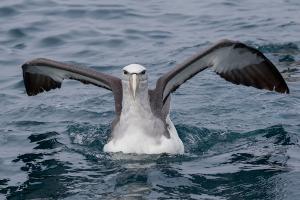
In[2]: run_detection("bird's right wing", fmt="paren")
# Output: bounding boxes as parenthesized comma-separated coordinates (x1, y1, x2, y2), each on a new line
(22, 58, 123, 114)
(154, 39, 289, 105)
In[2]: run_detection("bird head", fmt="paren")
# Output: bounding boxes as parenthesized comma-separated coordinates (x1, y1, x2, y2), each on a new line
(122, 64, 147, 100)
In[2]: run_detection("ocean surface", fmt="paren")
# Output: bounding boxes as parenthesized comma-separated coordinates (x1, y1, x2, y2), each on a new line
(0, 0, 300, 199)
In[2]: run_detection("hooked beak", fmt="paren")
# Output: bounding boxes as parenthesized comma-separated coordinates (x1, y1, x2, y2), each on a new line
(129, 74, 139, 100)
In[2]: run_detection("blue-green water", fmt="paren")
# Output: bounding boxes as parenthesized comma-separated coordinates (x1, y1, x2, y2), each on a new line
(1, 0, 300, 199)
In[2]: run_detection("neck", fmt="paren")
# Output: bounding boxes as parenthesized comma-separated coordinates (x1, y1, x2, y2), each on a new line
(121, 80, 151, 114)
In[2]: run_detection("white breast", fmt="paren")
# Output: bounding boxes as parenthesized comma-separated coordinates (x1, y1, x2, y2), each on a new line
(103, 113, 184, 154)
(103, 80, 184, 154)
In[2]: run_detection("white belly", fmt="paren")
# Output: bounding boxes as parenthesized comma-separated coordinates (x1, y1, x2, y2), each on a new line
(103, 114, 184, 154)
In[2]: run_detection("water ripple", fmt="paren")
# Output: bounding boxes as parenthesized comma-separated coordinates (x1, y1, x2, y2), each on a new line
(1, 0, 300, 199)
(38, 36, 65, 47)
(0, 6, 19, 17)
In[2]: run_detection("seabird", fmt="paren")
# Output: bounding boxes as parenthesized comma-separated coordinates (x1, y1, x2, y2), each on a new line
(22, 39, 289, 154)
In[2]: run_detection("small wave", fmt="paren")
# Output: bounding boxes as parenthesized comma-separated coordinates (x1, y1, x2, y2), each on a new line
(279, 21, 298, 28)
(74, 49, 98, 57)
(221, 1, 239, 6)
(177, 124, 240, 154)
(7, 158, 74, 199)
(84, 38, 126, 48)
(0, 179, 9, 187)
(28, 132, 64, 150)
(257, 42, 299, 53)
(0, 7, 19, 17)
(279, 54, 295, 62)
(38, 36, 65, 47)
(124, 29, 172, 40)
(178, 124, 295, 162)
(13, 153, 44, 163)
(67, 123, 110, 148)
(89, 8, 146, 20)
(33, 138, 64, 150)
(28, 131, 59, 142)
(12, 120, 48, 126)
(62, 9, 87, 18)
(13, 43, 26, 49)
(8, 28, 27, 38)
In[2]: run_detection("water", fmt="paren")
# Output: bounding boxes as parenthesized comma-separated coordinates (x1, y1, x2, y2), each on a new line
(0, 0, 300, 199)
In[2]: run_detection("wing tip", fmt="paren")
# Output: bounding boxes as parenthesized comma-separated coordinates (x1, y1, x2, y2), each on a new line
(23, 71, 62, 96)
(275, 84, 290, 94)
(214, 40, 290, 95)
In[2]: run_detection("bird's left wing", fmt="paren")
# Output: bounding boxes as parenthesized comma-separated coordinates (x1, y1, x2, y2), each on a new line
(154, 39, 289, 105)
(22, 58, 123, 114)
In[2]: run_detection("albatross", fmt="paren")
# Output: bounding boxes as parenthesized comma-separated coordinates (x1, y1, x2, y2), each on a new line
(22, 39, 289, 154)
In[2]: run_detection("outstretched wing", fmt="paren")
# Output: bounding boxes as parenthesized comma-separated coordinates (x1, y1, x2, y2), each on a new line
(22, 58, 123, 114)
(154, 39, 289, 104)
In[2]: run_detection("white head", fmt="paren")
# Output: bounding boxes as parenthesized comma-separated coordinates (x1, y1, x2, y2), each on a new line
(122, 64, 148, 100)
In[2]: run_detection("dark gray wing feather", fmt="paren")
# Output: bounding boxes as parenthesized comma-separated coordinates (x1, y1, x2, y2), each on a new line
(154, 39, 289, 107)
(22, 58, 123, 115)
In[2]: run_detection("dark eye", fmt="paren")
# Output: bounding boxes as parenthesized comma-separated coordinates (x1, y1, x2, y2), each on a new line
(141, 70, 146, 75)
(124, 70, 128, 75)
